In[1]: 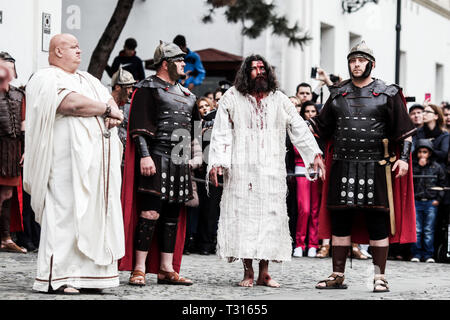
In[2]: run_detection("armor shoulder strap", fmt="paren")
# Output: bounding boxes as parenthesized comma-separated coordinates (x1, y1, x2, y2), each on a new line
(135, 76, 165, 89)
(384, 84, 401, 97)
(9, 85, 25, 97)
(373, 79, 400, 97)
(329, 79, 352, 99)
(177, 83, 196, 99)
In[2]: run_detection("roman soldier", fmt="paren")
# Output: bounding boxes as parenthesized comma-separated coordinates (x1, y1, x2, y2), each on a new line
(309, 41, 416, 292)
(120, 41, 200, 286)
(0, 52, 25, 254)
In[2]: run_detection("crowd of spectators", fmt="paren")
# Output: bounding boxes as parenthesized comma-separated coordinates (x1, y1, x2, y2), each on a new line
(1, 41, 449, 267)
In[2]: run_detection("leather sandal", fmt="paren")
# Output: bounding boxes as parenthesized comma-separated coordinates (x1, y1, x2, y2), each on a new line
(373, 277, 389, 293)
(0, 241, 27, 254)
(129, 270, 146, 286)
(49, 285, 80, 295)
(157, 270, 193, 286)
(316, 244, 330, 258)
(351, 244, 368, 260)
(315, 273, 348, 289)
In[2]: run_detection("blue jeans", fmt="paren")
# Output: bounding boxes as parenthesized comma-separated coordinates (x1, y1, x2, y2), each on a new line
(411, 200, 438, 260)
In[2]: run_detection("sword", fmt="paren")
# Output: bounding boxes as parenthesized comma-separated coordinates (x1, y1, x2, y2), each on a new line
(379, 138, 396, 236)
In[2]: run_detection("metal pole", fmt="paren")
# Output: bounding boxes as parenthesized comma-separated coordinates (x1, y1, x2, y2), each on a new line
(395, 0, 401, 85)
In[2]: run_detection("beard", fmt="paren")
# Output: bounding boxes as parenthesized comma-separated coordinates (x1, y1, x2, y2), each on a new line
(348, 61, 373, 80)
(168, 61, 183, 82)
(118, 87, 131, 105)
(249, 76, 269, 93)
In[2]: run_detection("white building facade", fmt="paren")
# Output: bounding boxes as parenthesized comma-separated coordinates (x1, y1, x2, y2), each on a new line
(0, 0, 62, 86)
(1, 0, 449, 106)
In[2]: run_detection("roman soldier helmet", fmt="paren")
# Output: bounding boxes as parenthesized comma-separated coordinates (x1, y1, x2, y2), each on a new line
(111, 66, 136, 87)
(152, 40, 185, 67)
(0, 51, 17, 78)
(347, 40, 375, 62)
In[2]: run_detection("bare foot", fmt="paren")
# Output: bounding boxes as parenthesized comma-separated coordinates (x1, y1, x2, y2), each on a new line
(239, 277, 254, 287)
(256, 274, 280, 288)
(239, 268, 254, 287)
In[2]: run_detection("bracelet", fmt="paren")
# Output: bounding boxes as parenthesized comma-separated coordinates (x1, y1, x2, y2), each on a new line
(103, 104, 112, 118)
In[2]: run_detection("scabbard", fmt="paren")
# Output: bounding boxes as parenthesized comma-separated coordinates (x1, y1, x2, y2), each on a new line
(385, 165, 396, 236)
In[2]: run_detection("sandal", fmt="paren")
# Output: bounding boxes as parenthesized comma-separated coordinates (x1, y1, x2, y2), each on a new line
(0, 241, 27, 254)
(316, 244, 330, 258)
(373, 276, 389, 293)
(157, 270, 193, 286)
(49, 285, 80, 295)
(129, 270, 146, 286)
(351, 244, 368, 260)
(315, 273, 348, 289)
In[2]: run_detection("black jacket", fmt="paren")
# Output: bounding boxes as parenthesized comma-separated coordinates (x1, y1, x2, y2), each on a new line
(413, 126, 449, 169)
(412, 159, 447, 203)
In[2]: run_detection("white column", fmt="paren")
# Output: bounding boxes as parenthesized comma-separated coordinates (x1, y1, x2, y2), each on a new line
(281, 0, 303, 95)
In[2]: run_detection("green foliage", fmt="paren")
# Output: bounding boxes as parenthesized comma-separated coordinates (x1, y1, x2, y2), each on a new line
(203, 0, 311, 49)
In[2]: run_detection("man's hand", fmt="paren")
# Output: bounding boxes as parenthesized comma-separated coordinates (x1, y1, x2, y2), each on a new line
(105, 109, 124, 129)
(108, 102, 124, 122)
(317, 68, 333, 86)
(209, 166, 223, 187)
(392, 159, 408, 178)
(140, 156, 156, 176)
(19, 154, 25, 167)
(313, 154, 326, 181)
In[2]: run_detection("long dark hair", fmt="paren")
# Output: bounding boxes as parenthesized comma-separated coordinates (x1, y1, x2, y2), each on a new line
(300, 100, 319, 119)
(234, 54, 278, 95)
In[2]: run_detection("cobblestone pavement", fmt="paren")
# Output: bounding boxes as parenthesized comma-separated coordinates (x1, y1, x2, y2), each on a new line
(1, 250, 450, 301)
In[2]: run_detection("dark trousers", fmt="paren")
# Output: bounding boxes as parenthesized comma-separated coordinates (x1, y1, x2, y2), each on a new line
(196, 182, 222, 253)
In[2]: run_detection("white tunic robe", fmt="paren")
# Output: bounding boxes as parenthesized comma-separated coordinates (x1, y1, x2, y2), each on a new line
(207, 87, 322, 262)
(24, 67, 125, 291)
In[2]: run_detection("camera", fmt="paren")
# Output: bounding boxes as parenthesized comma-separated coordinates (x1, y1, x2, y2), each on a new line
(329, 74, 340, 84)
(202, 109, 217, 129)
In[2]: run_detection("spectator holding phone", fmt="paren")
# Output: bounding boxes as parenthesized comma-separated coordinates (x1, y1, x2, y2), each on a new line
(413, 103, 449, 170)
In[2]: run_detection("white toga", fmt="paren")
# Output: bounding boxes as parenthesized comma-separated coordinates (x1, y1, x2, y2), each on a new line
(207, 87, 322, 262)
(24, 67, 125, 292)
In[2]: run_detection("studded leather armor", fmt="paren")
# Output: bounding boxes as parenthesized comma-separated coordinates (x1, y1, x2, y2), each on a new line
(0, 87, 23, 139)
(327, 79, 400, 207)
(132, 76, 197, 203)
(0, 86, 24, 178)
(329, 79, 398, 162)
(135, 76, 196, 150)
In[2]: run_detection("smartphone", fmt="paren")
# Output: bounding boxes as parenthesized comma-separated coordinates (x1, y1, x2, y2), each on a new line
(425, 93, 431, 101)
(310, 67, 317, 79)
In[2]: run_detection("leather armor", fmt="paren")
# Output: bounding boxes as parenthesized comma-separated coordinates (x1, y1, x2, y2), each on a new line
(134, 76, 197, 203)
(327, 79, 399, 207)
(135, 76, 196, 150)
(0, 87, 23, 139)
(0, 86, 24, 178)
(329, 79, 399, 162)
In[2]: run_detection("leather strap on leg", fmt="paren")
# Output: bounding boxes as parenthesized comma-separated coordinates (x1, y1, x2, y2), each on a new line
(371, 246, 389, 275)
(332, 245, 350, 273)
(134, 217, 157, 251)
(159, 217, 179, 253)
(0, 199, 11, 239)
